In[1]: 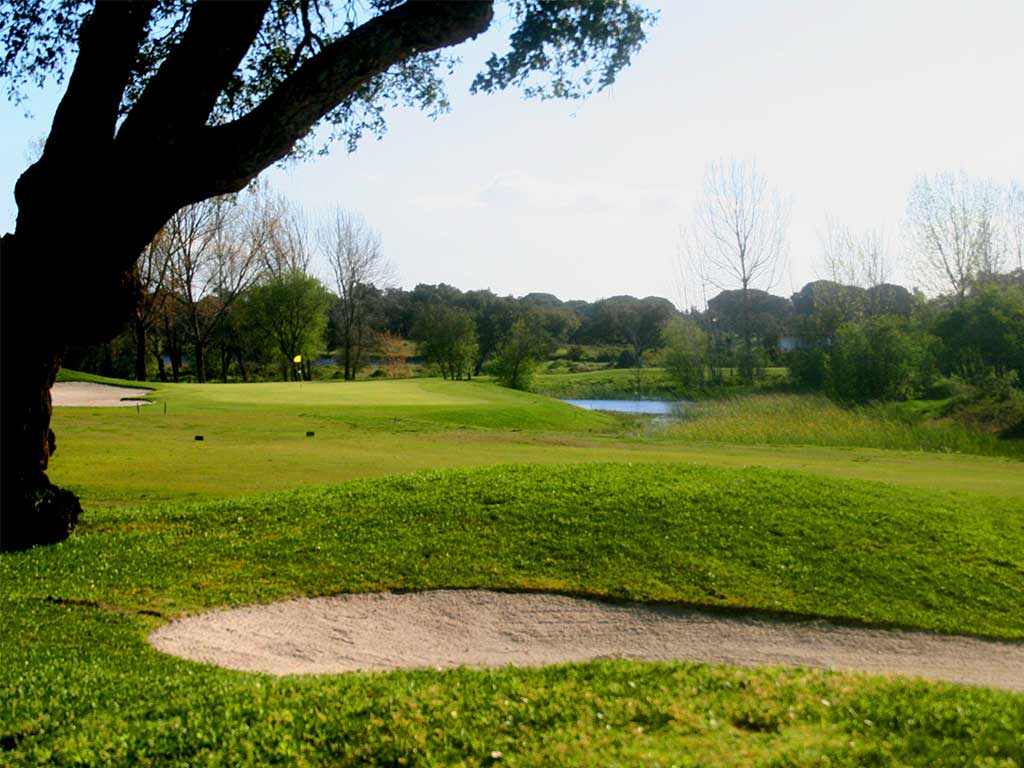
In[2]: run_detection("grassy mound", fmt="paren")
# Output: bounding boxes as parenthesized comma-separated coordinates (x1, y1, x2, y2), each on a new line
(3, 462, 1023, 765)
(13, 463, 1024, 637)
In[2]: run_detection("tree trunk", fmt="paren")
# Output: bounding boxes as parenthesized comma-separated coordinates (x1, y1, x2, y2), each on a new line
(1, 236, 83, 551)
(236, 351, 248, 382)
(741, 282, 754, 385)
(193, 339, 206, 383)
(134, 316, 148, 380)
(154, 340, 167, 382)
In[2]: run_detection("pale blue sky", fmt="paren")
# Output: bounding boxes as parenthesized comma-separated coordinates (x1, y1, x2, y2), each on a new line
(3, 1, 1022, 304)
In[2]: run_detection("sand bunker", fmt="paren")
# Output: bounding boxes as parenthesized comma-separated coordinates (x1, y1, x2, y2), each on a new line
(51, 382, 153, 407)
(149, 590, 1024, 691)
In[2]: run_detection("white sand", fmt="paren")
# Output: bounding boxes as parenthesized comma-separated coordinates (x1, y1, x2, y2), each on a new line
(51, 382, 153, 407)
(149, 590, 1024, 690)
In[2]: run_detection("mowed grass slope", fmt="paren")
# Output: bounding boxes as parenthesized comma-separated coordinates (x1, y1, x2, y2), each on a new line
(17, 463, 1024, 637)
(3, 463, 1024, 765)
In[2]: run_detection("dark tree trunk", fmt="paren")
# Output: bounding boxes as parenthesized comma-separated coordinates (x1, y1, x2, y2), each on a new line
(1, 235, 84, 550)
(741, 281, 754, 385)
(236, 350, 248, 382)
(193, 338, 206, 383)
(154, 340, 167, 382)
(134, 316, 148, 381)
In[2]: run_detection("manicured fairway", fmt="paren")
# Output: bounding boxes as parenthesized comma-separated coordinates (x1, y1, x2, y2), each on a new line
(49, 378, 1024, 511)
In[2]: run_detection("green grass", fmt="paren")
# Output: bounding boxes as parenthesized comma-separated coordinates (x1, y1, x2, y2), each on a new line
(19, 463, 1024, 636)
(12, 373, 1023, 764)
(48, 378, 1024, 508)
(55, 369, 154, 388)
(3, 463, 1024, 765)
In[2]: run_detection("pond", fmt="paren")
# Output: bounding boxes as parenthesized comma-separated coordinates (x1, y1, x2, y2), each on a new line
(562, 399, 687, 416)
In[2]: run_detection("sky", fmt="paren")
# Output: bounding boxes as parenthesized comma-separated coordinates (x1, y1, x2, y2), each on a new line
(2, 0, 1023, 307)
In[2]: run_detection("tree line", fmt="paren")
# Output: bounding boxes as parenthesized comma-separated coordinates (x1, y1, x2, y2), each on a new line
(71, 177, 1022, 416)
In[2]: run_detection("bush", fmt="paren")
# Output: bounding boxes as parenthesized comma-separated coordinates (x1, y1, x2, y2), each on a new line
(661, 317, 706, 390)
(787, 347, 827, 389)
(948, 369, 1024, 436)
(615, 349, 637, 369)
(829, 316, 935, 402)
(935, 286, 1024, 383)
(493, 318, 546, 390)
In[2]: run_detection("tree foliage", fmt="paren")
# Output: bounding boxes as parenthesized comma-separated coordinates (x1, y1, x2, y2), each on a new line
(242, 270, 332, 379)
(934, 287, 1024, 384)
(660, 316, 706, 391)
(414, 303, 478, 381)
(829, 317, 935, 403)
(492, 317, 546, 390)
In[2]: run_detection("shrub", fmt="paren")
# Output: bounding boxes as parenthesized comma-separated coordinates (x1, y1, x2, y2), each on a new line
(829, 316, 935, 402)
(787, 347, 827, 389)
(949, 369, 1024, 436)
(661, 316, 707, 390)
(493, 318, 547, 390)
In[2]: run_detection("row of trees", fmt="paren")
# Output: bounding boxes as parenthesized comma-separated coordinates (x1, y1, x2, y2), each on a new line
(71, 183, 394, 384)
(678, 160, 1024, 384)
(82, 196, 690, 386)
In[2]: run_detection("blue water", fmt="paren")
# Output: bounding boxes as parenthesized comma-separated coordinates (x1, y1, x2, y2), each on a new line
(562, 399, 684, 416)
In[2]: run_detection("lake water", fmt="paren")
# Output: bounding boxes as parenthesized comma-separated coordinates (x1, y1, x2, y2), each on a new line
(562, 399, 684, 416)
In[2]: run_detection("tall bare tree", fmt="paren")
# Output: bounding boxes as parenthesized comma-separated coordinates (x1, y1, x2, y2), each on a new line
(247, 182, 313, 277)
(164, 196, 262, 382)
(131, 231, 172, 381)
(318, 210, 392, 380)
(1006, 181, 1024, 274)
(819, 215, 891, 289)
(905, 171, 1002, 300)
(685, 158, 789, 383)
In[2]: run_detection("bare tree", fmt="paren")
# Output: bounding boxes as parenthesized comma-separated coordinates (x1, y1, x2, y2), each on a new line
(131, 231, 171, 381)
(905, 171, 1002, 300)
(318, 210, 392, 380)
(247, 182, 313, 277)
(1006, 181, 1024, 273)
(164, 196, 263, 382)
(685, 158, 789, 383)
(819, 215, 891, 289)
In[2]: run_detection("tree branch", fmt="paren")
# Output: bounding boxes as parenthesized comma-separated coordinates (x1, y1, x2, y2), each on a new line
(192, 0, 494, 194)
(117, 0, 270, 144)
(45, 1, 154, 155)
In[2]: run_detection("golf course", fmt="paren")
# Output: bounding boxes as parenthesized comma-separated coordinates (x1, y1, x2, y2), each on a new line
(2, 374, 1022, 766)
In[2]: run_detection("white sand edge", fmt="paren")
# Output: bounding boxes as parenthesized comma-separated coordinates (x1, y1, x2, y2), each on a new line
(148, 590, 1024, 691)
(52, 382, 153, 407)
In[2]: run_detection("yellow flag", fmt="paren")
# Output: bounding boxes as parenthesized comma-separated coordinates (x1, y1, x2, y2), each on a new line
(293, 355, 302, 363)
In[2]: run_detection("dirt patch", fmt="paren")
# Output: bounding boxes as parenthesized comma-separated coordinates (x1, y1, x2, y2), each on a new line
(149, 590, 1024, 690)
(52, 382, 153, 407)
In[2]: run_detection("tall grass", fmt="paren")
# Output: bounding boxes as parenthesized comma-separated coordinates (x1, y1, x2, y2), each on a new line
(667, 394, 1024, 458)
